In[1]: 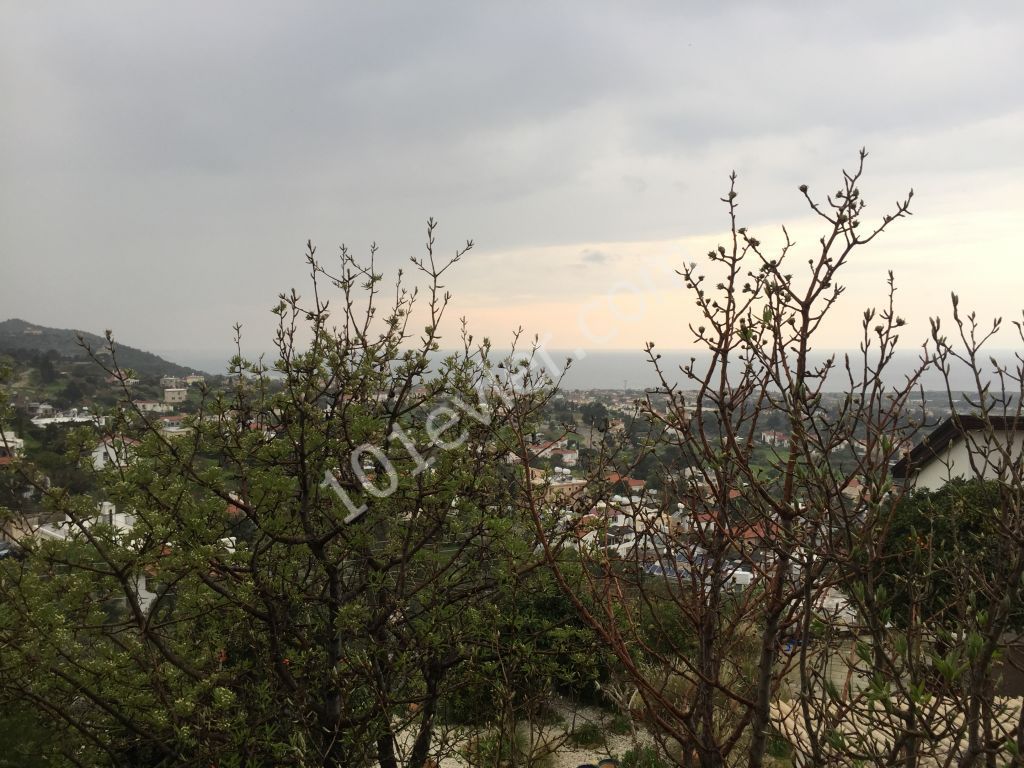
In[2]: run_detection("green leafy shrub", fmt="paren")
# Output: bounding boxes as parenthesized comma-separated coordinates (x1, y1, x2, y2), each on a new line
(765, 727, 792, 759)
(620, 745, 668, 768)
(608, 713, 632, 735)
(569, 720, 604, 747)
(461, 730, 546, 768)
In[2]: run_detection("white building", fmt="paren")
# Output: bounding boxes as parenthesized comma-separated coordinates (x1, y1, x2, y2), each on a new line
(892, 415, 1024, 492)
(92, 500, 136, 532)
(158, 414, 191, 437)
(761, 430, 789, 447)
(134, 400, 173, 414)
(550, 447, 579, 467)
(91, 436, 139, 470)
(0, 432, 25, 465)
(35, 503, 156, 613)
(31, 408, 104, 427)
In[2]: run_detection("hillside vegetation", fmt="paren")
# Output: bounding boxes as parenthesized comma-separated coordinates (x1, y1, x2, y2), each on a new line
(0, 319, 197, 378)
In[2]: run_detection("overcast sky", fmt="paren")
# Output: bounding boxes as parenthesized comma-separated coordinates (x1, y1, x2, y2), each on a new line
(2, 2, 1022, 368)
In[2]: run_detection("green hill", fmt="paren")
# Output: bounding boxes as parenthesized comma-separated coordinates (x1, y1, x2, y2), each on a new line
(0, 319, 200, 378)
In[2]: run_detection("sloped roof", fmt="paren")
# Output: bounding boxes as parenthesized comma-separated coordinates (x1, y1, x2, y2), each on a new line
(892, 414, 1023, 479)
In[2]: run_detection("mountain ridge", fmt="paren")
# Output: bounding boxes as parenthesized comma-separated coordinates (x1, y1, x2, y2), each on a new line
(0, 318, 202, 378)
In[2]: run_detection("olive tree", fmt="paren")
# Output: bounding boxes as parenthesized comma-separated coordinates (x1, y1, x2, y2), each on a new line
(0, 222, 569, 767)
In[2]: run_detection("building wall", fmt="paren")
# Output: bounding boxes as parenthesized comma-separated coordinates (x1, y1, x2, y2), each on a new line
(164, 388, 188, 404)
(135, 401, 173, 413)
(0, 434, 24, 460)
(913, 431, 1024, 492)
(92, 441, 134, 470)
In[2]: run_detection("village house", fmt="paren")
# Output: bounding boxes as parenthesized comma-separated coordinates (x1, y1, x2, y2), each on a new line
(31, 408, 104, 427)
(549, 447, 579, 467)
(0, 432, 25, 466)
(28, 502, 158, 613)
(760, 430, 789, 447)
(163, 387, 188, 405)
(530, 466, 587, 502)
(526, 437, 569, 458)
(29, 402, 55, 418)
(892, 415, 1024, 698)
(158, 414, 191, 437)
(133, 399, 174, 414)
(605, 472, 645, 493)
(892, 414, 1024, 492)
(106, 374, 140, 386)
(689, 496, 775, 545)
(91, 436, 140, 471)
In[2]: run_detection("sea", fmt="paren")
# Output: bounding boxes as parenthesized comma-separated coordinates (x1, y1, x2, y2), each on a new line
(158, 348, 1020, 394)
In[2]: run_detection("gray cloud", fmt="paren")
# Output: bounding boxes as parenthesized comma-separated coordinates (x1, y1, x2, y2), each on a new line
(1, 1, 1022, 357)
(580, 250, 613, 265)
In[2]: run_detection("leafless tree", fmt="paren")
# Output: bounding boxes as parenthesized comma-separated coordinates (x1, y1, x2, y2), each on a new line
(520, 150, 1024, 767)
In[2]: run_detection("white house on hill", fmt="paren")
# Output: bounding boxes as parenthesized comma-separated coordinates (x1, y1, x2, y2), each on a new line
(892, 415, 1024, 492)
(0, 432, 24, 465)
(36, 502, 155, 613)
(91, 436, 140, 470)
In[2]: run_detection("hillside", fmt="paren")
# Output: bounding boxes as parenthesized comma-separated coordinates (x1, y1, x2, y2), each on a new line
(0, 319, 200, 378)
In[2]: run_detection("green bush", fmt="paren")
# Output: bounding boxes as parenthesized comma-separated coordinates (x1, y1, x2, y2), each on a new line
(461, 730, 546, 768)
(765, 728, 792, 759)
(569, 720, 604, 748)
(438, 670, 499, 726)
(620, 745, 668, 768)
(608, 713, 632, 735)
